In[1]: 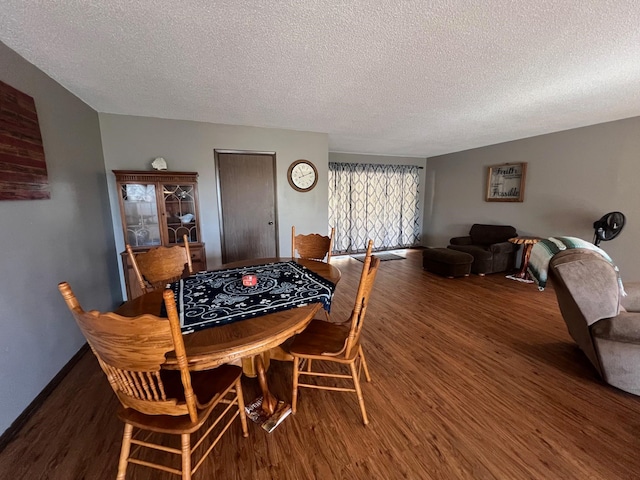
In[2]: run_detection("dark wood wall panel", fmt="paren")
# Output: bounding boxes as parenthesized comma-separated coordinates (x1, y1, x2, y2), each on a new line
(0, 80, 50, 200)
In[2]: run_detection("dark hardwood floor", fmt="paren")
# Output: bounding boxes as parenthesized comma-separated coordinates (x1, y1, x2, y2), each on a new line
(2, 250, 640, 479)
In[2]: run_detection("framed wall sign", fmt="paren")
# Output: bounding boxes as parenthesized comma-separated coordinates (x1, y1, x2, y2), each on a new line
(486, 163, 527, 202)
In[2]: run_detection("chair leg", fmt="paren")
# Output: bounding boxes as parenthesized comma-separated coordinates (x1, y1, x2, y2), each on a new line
(306, 359, 313, 372)
(350, 361, 369, 425)
(359, 345, 371, 382)
(235, 378, 249, 437)
(116, 423, 133, 480)
(292, 356, 300, 413)
(181, 433, 191, 480)
(323, 309, 331, 322)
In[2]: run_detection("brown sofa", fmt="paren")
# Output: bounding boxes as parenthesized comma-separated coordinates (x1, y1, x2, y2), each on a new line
(447, 224, 518, 275)
(549, 249, 640, 395)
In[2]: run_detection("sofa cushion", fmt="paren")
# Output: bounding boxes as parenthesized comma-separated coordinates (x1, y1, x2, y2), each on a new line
(488, 241, 517, 254)
(469, 224, 517, 245)
(448, 245, 492, 260)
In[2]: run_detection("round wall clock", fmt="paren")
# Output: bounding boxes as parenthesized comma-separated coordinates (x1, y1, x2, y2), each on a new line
(287, 159, 318, 192)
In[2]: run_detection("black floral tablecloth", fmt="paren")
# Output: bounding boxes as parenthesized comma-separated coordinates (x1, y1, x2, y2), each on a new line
(166, 261, 335, 334)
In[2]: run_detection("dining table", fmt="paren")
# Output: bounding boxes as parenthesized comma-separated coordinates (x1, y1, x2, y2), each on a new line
(115, 257, 341, 416)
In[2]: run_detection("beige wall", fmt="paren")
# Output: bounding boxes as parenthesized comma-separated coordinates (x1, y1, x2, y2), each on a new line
(424, 116, 640, 281)
(0, 43, 119, 435)
(98, 114, 329, 297)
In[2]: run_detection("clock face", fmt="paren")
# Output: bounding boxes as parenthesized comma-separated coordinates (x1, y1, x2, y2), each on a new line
(288, 160, 318, 192)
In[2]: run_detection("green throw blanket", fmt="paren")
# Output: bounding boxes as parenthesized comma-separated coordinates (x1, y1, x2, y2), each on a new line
(527, 236, 625, 295)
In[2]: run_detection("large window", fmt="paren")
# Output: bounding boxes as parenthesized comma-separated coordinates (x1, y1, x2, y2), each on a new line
(329, 162, 421, 254)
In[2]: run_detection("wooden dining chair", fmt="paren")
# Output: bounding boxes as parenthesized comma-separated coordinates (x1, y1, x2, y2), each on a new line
(127, 234, 193, 294)
(291, 226, 335, 262)
(58, 282, 248, 480)
(289, 240, 380, 425)
(291, 226, 336, 322)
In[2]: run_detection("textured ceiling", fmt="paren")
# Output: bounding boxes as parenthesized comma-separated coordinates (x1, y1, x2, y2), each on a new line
(2, 1, 640, 157)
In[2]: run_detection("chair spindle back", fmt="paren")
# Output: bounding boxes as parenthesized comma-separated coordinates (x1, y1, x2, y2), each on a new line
(291, 226, 335, 262)
(344, 240, 380, 357)
(127, 234, 193, 294)
(58, 283, 198, 422)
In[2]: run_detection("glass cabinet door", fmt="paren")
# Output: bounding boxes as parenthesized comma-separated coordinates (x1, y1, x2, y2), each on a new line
(120, 183, 162, 247)
(163, 183, 199, 244)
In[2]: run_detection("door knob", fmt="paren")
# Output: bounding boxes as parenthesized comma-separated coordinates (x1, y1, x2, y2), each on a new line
(268, 221, 274, 225)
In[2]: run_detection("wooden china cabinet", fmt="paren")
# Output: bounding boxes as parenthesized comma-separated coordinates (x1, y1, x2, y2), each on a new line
(114, 170, 207, 299)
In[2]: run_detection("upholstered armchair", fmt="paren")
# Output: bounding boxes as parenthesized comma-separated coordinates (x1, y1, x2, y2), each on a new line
(447, 224, 518, 275)
(549, 249, 640, 395)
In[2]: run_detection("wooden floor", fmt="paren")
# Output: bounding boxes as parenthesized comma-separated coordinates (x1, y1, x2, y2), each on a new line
(3, 250, 640, 479)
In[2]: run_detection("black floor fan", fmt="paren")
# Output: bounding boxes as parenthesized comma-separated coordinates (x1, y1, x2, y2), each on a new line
(593, 211, 626, 247)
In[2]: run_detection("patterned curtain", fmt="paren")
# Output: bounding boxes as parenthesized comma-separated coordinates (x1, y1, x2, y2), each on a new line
(328, 162, 421, 254)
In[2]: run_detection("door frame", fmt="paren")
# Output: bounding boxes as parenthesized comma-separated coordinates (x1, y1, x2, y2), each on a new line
(214, 149, 279, 263)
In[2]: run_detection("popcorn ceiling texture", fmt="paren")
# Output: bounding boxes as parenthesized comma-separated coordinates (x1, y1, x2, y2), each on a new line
(2, 1, 640, 157)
